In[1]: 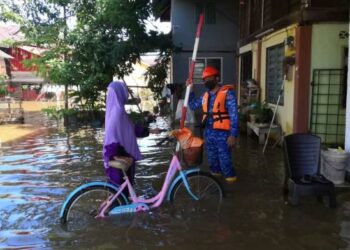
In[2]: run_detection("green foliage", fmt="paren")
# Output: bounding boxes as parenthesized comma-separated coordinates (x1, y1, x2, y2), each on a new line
(1, 0, 174, 108)
(128, 111, 146, 125)
(0, 76, 8, 96)
(42, 107, 77, 120)
(0, 86, 7, 96)
(0, 2, 24, 24)
(145, 45, 173, 100)
(249, 101, 273, 124)
(42, 107, 64, 120)
(0, 75, 5, 84)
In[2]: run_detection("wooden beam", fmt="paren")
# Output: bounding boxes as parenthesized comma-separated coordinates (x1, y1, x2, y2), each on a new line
(293, 25, 312, 133)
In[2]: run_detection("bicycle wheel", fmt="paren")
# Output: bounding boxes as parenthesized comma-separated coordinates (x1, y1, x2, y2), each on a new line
(60, 183, 127, 227)
(169, 171, 224, 212)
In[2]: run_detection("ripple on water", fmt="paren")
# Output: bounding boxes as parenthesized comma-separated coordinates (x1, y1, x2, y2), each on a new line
(0, 229, 48, 249)
(0, 119, 349, 249)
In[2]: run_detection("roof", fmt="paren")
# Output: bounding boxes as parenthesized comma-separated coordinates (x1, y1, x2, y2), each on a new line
(0, 50, 13, 59)
(19, 46, 48, 56)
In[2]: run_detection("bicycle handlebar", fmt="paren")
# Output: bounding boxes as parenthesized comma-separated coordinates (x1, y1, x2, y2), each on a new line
(156, 136, 176, 146)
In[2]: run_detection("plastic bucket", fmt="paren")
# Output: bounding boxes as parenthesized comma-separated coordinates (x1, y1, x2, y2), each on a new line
(321, 149, 349, 185)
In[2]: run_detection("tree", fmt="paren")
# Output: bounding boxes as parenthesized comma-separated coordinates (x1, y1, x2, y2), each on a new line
(0, 0, 173, 109)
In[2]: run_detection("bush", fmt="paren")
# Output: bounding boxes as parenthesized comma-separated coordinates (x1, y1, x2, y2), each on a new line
(128, 111, 146, 125)
(0, 85, 8, 97)
(249, 101, 273, 124)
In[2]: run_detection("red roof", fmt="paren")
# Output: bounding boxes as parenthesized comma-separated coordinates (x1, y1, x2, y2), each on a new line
(19, 46, 47, 56)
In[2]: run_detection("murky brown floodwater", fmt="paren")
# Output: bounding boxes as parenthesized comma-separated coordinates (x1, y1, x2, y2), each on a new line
(0, 117, 350, 250)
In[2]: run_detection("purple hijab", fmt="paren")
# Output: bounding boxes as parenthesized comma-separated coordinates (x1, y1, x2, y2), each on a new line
(103, 81, 142, 171)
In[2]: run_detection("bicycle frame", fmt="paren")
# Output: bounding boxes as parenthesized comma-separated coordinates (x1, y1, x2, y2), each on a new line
(97, 154, 200, 217)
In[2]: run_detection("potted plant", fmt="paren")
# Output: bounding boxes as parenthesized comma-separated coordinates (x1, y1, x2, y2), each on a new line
(249, 101, 273, 125)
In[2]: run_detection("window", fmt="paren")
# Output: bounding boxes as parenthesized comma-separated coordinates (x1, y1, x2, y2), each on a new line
(195, 1, 216, 24)
(266, 44, 284, 105)
(190, 57, 222, 84)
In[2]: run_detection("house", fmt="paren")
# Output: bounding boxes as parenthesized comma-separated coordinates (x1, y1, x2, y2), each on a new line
(156, 0, 349, 148)
(154, 0, 240, 114)
(0, 25, 48, 100)
(238, 0, 349, 146)
(0, 48, 23, 124)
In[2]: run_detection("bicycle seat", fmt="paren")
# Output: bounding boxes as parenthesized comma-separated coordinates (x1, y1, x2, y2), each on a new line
(108, 159, 131, 171)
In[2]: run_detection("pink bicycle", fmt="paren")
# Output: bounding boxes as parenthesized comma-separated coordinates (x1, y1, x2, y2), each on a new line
(60, 143, 224, 225)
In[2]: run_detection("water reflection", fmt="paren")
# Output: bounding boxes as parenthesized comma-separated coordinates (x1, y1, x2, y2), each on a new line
(0, 117, 349, 249)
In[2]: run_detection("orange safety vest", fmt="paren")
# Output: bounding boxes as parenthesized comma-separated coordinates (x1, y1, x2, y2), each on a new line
(202, 85, 234, 130)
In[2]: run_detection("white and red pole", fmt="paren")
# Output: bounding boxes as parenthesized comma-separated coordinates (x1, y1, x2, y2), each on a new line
(179, 13, 204, 129)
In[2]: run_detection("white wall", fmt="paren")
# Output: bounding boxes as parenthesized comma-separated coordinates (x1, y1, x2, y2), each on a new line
(311, 23, 348, 70)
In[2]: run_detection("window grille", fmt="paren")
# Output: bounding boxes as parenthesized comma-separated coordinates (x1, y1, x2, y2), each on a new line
(310, 69, 346, 146)
(266, 43, 284, 105)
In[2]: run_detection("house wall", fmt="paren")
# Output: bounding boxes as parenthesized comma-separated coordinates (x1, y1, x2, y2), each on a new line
(0, 58, 6, 76)
(172, 52, 236, 84)
(310, 23, 348, 143)
(311, 23, 348, 70)
(9, 48, 36, 72)
(171, 0, 238, 51)
(171, 0, 239, 91)
(261, 25, 297, 134)
(239, 23, 349, 137)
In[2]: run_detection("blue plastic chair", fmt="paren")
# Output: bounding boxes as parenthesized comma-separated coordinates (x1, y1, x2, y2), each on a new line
(283, 133, 336, 207)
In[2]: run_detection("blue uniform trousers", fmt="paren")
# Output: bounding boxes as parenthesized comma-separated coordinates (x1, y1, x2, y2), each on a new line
(205, 129, 236, 178)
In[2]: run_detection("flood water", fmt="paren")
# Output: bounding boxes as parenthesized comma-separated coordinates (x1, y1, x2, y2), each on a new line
(0, 117, 350, 250)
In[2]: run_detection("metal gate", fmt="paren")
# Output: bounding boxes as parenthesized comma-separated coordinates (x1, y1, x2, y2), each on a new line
(310, 69, 346, 146)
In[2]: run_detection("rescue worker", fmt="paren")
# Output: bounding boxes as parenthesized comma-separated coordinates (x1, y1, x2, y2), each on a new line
(188, 66, 239, 183)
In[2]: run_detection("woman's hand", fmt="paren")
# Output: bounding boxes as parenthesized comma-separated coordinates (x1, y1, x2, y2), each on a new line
(149, 128, 161, 134)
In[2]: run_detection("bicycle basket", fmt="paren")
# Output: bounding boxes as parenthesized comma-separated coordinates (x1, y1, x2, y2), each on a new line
(171, 127, 204, 166)
(183, 145, 203, 167)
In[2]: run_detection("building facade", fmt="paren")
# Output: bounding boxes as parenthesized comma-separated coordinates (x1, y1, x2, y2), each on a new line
(156, 0, 240, 113)
(238, 0, 348, 146)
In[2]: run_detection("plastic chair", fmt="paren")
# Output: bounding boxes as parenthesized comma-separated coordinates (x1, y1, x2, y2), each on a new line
(283, 133, 336, 207)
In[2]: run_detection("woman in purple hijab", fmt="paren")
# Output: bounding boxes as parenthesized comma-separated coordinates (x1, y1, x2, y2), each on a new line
(103, 81, 143, 185)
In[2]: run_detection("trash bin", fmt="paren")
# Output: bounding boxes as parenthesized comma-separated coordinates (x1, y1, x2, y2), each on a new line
(321, 149, 349, 185)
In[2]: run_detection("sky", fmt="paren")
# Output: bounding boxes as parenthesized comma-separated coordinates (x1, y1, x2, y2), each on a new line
(146, 18, 171, 34)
